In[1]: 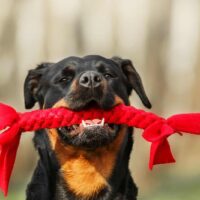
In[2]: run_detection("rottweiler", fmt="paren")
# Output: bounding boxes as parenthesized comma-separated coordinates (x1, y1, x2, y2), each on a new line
(24, 55, 151, 200)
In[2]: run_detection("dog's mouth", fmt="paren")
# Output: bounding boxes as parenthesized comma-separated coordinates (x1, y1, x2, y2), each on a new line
(58, 119, 119, 137)
(57, 101, 120, 149)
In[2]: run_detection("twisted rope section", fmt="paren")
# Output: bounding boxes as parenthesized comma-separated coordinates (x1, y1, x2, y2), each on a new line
(18, 104, 162, 132)
(1, 102, 200, 196)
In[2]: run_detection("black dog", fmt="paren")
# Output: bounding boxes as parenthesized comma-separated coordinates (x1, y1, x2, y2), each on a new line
(24, 55, 151, 200)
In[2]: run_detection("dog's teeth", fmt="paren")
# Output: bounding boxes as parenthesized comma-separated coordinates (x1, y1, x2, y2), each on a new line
(81, 119, 105, 128)
(89, 124, 95, 127)
(100, 118, 105, 126)
(82, 120, 87, 127)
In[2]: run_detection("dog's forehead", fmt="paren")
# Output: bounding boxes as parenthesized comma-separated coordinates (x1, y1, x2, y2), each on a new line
(54, 55, 119, 70)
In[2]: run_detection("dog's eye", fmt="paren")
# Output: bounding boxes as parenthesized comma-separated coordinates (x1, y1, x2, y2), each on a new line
(58, 76, 73, 83)
(104, 73, 113, 79)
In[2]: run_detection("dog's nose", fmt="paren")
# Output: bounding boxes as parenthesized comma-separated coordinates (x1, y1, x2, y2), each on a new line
(79, 71, 102, 88)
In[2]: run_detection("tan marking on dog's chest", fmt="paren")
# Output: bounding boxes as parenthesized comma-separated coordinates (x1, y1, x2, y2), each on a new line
(48, 127, 126, 198)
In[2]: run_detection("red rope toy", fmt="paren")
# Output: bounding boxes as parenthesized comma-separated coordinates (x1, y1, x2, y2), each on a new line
(1, 103, 200, 196)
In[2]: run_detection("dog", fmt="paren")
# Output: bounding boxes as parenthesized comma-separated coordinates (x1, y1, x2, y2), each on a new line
(24, 55, 151, 200)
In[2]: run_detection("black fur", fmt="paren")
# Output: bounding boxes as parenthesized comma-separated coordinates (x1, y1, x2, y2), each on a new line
(24, 55, 151, 200)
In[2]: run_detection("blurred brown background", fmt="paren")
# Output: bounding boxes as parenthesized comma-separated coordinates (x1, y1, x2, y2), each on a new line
(0, 0, 200, 199)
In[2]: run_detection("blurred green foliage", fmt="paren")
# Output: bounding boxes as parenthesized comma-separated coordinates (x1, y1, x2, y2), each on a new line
(144, 177, 200, 200)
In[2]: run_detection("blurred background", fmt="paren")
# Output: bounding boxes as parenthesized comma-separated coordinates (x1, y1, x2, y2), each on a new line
(0, 0, 200, 199)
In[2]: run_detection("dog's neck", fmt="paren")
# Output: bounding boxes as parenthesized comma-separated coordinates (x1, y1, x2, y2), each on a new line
(47, 127, 127, 199)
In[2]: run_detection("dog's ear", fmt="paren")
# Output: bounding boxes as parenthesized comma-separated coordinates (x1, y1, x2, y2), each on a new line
(24, 63, 52, 109)
(112, 57, 152, 108)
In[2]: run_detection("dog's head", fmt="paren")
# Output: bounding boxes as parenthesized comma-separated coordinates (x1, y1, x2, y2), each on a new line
(24, 55, 151, 149)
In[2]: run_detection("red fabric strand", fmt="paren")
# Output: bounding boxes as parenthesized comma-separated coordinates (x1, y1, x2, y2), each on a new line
(1, 102, 200, 196)
(167, 113, 200, 134)
(149, 139, 176, 170)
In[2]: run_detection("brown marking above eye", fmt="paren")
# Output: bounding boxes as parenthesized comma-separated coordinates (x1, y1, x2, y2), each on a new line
(62, 65, 75, 74)
(95, 62, 105, 72)
(95, 62, 117, 77)
(54, 66, 76, 85)
(62, 67, 75, 80)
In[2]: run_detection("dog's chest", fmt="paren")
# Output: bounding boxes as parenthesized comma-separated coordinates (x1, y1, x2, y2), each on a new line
(60, 154, 110, 196)
(48, 128, 126, 199)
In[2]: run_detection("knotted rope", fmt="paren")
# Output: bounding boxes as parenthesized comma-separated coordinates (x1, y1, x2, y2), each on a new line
(1, 102, 200, 196)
